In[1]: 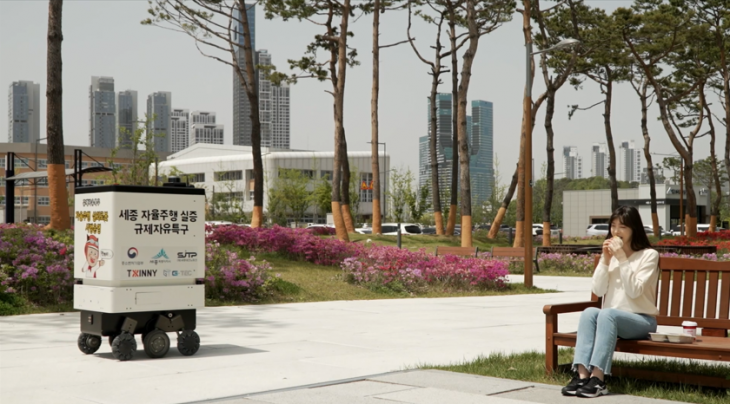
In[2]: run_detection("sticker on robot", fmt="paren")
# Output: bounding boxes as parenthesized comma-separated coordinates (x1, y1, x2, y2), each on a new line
(81, 235, 105, 278)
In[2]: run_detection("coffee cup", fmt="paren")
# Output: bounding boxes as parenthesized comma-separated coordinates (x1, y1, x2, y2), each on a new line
(682, 321, 697, 338)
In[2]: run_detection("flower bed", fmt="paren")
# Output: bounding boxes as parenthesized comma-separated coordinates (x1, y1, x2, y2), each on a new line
(0, 224, 74, 310)
(342, 246, 509, 293)
(657, 230, 730, 253)
(204, 240, 273, 302)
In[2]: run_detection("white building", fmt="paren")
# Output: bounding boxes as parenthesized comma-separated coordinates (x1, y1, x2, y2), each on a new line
(619, 140, 642, 183)
(89, 76, 116, 149)
(171, 109, 190, 153)
(8, 80, 41, 143)
(189, 111, 223, 146)
(562, 146, 583, 179)
(159, 144, 389, 223)
(562, 183, 714, 237)
(590, 143, 609, 179)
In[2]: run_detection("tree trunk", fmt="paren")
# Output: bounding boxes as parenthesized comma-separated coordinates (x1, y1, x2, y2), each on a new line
(234, 1, 263, 228)
(603, 76, 619, 213)
(457, 0, 479, 248)
(340, 132, 355, 233)
(446, 13, 459, 236)
(488, 164, 518, 239)
(429, 59, 444, 235)
(542, 89, 556, 246)
(639, 81, 659, 236)
(514, 114, 526, 248)
(704, 102, 721, 232)
(330, 0, 351, 242)
(370, 0, 382, 235)
(716, 29, 730, 189)
(46, 0, 70, 231)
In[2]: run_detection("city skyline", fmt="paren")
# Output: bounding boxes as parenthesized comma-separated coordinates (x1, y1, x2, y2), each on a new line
(7, 80, 40, 144)
(0, 1, 721, 189)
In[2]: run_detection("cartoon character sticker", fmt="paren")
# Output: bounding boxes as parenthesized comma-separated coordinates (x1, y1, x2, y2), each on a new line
(82, 235, 105, 278)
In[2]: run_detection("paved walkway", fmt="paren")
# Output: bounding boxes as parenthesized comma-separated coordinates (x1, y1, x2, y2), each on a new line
(0, 275, 706, 404)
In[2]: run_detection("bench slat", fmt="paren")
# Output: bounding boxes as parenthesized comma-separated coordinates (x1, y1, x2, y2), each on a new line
(707, 272, 720, 318)
(435, 246, 478, 257)
(659, 270, 671, 316)
(670, 270, 683, 317)
(694, 271, 707, 318)
(720, 275, 730, 319)
(681, 271, 694, 318)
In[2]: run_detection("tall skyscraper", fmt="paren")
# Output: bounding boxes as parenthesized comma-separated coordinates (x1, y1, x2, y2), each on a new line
(8, 81, 40, 143)
(89, 77, 116, 148)
(190, 111, 224, 146)
(116, 90, 137, 149)
(146, 92, 172, 153)
(470, 100, 494, 204)
(419, 94, 494, 208)
(171, 109, 190, 153)
(619, 140, 641, 183)
(562, 146, 583, 179)
(232, 3, 257, 146)
(591, 143, 609, 179)
(257, 50, 291, 149)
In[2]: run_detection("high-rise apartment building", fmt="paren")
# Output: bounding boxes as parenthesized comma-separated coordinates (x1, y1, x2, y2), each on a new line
(190, 111, 224, 146)
(116, 90, 137, 149)
(419, 94, 494, 207)
(591, 143, 609, 179)
(146, 92, 172, 153)
(562, 146, 583, 179)
(171, 109, 190, 153)
(89, 77, 116, 149)
(619, 140, 641, 183)
(8, 81, 41, 143)
(232, 4, 257, 147)
(257, 50, 291, 149)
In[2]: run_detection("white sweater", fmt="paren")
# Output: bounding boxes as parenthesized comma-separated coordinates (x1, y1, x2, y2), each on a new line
(592, 248, 660, 316)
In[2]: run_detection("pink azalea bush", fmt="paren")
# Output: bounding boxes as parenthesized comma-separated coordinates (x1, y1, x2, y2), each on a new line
(204, 240, 273, 302)
(0, 224, 75, 307)
(342, 245, 509, 292)
(207, 225, 364, 266)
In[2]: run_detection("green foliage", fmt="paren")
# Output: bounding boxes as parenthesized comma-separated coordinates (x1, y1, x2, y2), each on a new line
(407, 185, 431, 223)
(104, 114, 165, 186)
(387, 167, 415, 222)
(267, 168, 314, 226)
(312, 176, 333, 217)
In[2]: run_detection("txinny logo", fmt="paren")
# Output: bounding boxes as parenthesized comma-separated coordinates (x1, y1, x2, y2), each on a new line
(152, 249, 169, 260)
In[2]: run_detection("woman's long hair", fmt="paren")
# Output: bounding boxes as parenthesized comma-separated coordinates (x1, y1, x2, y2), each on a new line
(605, 206, 652, 251)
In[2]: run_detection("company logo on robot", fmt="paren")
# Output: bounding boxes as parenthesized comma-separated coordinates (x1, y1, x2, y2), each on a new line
(127, 247, 139, 259)
(127, 269, 158, 278)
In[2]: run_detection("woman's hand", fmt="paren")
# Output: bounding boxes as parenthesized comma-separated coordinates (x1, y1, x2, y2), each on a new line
(608, 237, 627, 262)
(602, 239, 613, 265)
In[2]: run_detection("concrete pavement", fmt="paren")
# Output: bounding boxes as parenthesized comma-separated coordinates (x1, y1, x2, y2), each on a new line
(0, 275, 711, 404)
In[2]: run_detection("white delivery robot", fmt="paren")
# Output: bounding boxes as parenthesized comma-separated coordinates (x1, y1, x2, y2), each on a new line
(74, 178, 205, 361)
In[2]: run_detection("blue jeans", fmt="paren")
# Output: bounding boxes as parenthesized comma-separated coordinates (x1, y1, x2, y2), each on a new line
(573, 307, 657, 375)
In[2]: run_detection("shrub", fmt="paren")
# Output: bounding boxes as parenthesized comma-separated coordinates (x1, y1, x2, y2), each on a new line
(203, 240, 272, 302)
(341, 245, 509, 292)
(0, 224, 74, 307)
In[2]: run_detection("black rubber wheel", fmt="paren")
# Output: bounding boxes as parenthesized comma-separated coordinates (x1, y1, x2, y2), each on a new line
(177, 330, 200, 356)
(143, 330, 170, 359)
(77, 333, 102, 355)
(111, 332, 137, 361)
(108, 334, 119, 347)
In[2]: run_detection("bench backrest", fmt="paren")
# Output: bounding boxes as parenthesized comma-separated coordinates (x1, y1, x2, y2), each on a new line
(592, 255, 730, 329)
(491, 247, 538, 258)
(435, 246, 478, 257)
(652, 245, 718, 255)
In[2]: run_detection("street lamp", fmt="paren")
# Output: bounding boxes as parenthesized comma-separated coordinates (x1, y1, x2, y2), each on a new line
(366, 141, 387, 221)
(524, 36, 580, 288)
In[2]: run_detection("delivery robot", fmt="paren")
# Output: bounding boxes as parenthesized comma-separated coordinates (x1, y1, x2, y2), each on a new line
(74, 178, 205, 361)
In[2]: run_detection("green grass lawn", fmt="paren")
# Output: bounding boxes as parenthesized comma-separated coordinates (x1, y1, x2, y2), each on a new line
(421, 348, 729, 404)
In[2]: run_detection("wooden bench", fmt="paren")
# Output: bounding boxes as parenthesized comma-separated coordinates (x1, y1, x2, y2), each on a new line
(490, 247, 540, 272)
(653, 245, 718, 255)
(543, 255, 730, 388)
(435, 246, 479, 257)
(537, 245, 601, 255)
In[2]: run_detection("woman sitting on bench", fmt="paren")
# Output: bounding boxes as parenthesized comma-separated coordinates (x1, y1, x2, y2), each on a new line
(562, 206, 659, 398)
